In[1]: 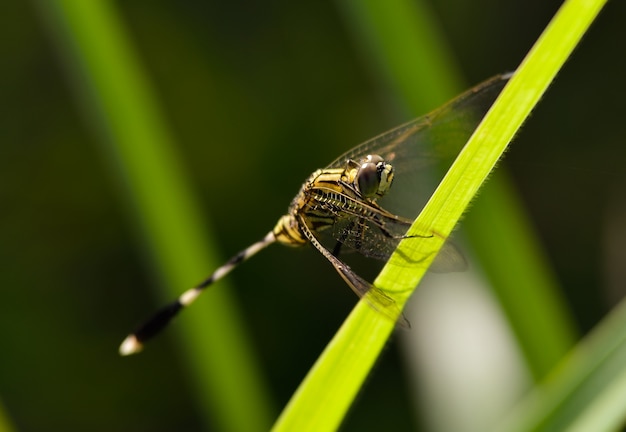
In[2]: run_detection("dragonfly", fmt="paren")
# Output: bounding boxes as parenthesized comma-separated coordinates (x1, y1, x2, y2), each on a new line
(119, 73, 510, 356)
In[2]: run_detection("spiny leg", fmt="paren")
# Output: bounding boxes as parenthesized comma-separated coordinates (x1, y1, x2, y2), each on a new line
(119, 231, 277, 355)
(332, 241, 343, 257)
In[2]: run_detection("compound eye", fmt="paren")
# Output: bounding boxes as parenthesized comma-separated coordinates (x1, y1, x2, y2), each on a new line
(357, 162, 380, 198)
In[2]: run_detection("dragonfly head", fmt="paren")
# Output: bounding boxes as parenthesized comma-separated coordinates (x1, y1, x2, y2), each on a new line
(356, 154, 394, 199)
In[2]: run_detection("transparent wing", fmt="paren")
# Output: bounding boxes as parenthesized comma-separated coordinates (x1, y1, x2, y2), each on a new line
(331, 215, 407, 260)
(329, 205, 466, 272)
(326, 74, 510, 220)
(297, 214, 409, 327)
(325, 192, 413, 260)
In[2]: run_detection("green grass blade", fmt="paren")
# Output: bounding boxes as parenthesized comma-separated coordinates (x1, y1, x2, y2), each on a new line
(499, 298, 626, 432)
(462, 0, 606, 379)
(340, 0, 577, 380)
(274, 0, 604, 429)
(33, 1, 273, 430)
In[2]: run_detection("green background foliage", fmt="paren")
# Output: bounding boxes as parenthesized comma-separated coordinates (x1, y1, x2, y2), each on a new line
(0, 1, 624, 431)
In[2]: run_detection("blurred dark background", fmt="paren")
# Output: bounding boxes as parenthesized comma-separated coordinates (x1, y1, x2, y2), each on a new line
(1, 1, 624, 431)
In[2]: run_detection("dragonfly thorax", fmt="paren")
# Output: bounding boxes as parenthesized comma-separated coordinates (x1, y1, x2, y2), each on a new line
(273, 154, 397, 249)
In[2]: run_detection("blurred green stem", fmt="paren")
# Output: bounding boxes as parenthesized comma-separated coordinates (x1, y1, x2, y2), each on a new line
(500, 296, 626, 432)
(0, 399, 16, 432)
(33, 1, 273, 431)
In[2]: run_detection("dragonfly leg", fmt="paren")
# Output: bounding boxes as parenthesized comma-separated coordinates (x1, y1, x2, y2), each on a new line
(332, 219, 354, 257)
(332, 241, 343, 257)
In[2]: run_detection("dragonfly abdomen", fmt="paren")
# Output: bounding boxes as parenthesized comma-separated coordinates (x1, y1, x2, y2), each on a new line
(273, 214, 308, 247)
